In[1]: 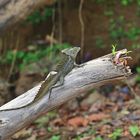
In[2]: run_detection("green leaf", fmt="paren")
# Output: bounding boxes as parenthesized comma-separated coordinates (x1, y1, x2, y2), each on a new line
(108, 128, 123, 140)
(137, 0, 140, 5)
(95, 136, 103, 140)
(50, 135, 61, 140)
(26, 10, 42, 24)
(35, 115, 49, 128)
(47, 127, 52, 132)
(120, 0, 132, 6)
(95, 37, 105, 48)
(104, 10, 114, 16)
(129, 125, 140, 137)
(112, 44, 117, 55)
(136, 67, 140, 73)
(43, 7, 53, 20)
(136, 76, 140, 83)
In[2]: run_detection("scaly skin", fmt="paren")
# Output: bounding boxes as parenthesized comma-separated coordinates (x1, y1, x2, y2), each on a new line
(39, 47, 81, 99)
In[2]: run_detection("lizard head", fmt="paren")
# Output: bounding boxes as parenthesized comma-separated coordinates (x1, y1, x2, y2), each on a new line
(61, 47, 80, 59)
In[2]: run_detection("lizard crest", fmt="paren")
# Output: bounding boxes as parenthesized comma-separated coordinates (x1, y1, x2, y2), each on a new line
(61, 47, 80, 59)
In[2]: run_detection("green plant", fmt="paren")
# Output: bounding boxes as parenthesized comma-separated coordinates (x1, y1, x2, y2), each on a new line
(120, 0, 133, 6)
(50, 135, 61, 140)
(136, 67, 140, 82)
(35, 111, 57, 128)
(136, 67, 140, 73)
(126, 27, 140, 40)
(0, 43, 71, 71)
(95, 136, 103, 140)
(109, 17, 140, 40)
(137, 0, 140, 5)
(131, 44, 140, 49)
(35, 116, 49, 128)
(109, 16, 126, 40)
(94, 0, 105, 4)
(26, 7, 53, 25)
(95, 36, 105, 48)
(104, 10, 114, 16)
(108, 128, 123, 140)
(112, 44, 117, 55)
(129, 125, 140, 137)
(74, 128, 96, 140)
(111, 44, 132, 55)
(87, 129, 96, 135)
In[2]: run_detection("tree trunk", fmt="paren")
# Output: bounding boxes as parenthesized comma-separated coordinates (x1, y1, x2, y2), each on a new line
(0, 50, 132, 140)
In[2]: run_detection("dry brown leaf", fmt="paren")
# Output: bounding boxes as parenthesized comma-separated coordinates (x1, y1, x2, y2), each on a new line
(99, 125, 112, 135)
(88, 113, 110, 122)
(80, 136, 92, 140)
(67, 116, 88, 127)
(12, 128, 32, 139)
(123, 130, 130, 137)
(26, 134, 37, 140)
(37, 128, 47, 137)
(52, 118, 65, 126)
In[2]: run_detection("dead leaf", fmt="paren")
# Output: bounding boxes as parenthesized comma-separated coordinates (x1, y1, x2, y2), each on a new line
(67, 116, 88, 127)
(37, 128, 47, 137)
(88, 113, 110, 122)
(100, 125, 112, 135)
(26, 134, 37, 140)
(52, 118, 65, 126)
(80, 136, 92, 140)
(123, 130, 130, 137)
(12, 128, 32, 139)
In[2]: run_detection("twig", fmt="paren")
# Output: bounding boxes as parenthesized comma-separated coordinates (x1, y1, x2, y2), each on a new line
(7, 35, 20, 81)
(79, 0, 85, 61)
(58, 0, 63, 44)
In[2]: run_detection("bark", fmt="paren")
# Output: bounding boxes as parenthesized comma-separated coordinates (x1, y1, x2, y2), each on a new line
(0, 0, 54, 33)
(0, 50, 132, 140)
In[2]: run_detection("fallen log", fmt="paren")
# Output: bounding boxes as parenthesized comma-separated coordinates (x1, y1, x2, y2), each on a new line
(0, 50, 132, 140)
(0, 0, 54, 33)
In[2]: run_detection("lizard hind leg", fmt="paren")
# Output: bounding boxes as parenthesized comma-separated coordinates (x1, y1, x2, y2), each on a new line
(48, 76, 64, 99)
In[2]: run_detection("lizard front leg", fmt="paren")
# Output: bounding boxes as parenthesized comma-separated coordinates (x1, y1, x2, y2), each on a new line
(48, 76, 64, 98)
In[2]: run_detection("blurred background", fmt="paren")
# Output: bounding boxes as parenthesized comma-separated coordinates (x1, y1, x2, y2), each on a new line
(0, 0, 140, 139)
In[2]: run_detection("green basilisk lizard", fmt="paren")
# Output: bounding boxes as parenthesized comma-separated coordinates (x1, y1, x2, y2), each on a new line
(0, 47, 81, 111)
(38, 46, 81, 99)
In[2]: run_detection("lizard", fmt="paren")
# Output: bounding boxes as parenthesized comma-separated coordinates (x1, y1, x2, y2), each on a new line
(0, 47, 81, 111)
(38, 46, 81, 99)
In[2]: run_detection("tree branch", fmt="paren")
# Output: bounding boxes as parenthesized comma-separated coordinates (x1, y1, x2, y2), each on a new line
(0, 50, 132, 140)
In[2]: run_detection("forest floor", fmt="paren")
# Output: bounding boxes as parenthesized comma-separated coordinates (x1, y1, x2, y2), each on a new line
(10, 74, 140, 140)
